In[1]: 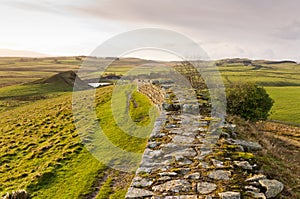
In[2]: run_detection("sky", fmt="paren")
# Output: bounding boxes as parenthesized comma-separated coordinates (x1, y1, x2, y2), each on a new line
(1, 0, 300, 61)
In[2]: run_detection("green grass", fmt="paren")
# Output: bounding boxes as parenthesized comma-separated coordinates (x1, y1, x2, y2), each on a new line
(0, 56, 160, 88)
(265, 87, 300, 124)
(0, 57, 299, 198)
(129, 89, 157, 126)
(0, 92, 101, 198)
(219, 64, 300, 87)
(95, 178, 113, 199)
(0, 82, 72, 113)
(0, 84, 156, 198)
(216, 62, 300, 124)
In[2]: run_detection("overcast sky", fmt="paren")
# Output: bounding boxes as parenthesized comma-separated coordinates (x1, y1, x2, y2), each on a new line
(1, 0, 300, 61)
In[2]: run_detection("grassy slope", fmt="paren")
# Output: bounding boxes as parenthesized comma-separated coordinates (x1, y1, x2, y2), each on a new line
(0, 82, 72, 113)
(0, 85, 156, 198)
(0, 57, 299, 198)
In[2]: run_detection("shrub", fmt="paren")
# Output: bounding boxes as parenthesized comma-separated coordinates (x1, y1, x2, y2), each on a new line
(226, 82, 274, 122)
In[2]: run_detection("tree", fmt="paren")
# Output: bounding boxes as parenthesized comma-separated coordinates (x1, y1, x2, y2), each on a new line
(226, 82, 274, 122)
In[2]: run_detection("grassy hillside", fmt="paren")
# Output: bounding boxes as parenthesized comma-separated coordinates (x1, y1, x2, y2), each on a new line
(0, 84, 155, 198)
(0, 57, 299, 198)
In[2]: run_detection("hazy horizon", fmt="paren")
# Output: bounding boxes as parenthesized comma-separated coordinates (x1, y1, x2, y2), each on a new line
(1, 48, 299, 63)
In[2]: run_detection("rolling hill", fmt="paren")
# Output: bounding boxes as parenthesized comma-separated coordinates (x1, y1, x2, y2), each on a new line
(0, 57, 299, 198)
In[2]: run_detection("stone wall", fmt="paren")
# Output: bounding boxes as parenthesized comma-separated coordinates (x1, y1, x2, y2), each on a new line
(137, 81, 165, 108)
(127, 81, 284, 199)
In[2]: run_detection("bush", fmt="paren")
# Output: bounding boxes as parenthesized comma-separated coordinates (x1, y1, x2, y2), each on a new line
(226, 82, 274, 122)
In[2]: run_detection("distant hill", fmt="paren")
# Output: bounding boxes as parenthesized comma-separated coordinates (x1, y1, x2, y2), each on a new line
(216, 58, 297, 66)
(0, 48, 49, 57)
(33, 70, 89, 90)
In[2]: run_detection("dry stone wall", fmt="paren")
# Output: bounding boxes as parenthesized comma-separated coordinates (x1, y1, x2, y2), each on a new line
(137, 81, 165, 108)
(127, 81, 284, 199)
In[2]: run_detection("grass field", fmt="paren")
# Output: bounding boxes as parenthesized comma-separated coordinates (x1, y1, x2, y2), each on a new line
(0, 57, 163, 87)
(0, 83, 155, 198)
(0, 56, 299, 198)
(265, 87, 300, 124)
(216, 60, 300, 124)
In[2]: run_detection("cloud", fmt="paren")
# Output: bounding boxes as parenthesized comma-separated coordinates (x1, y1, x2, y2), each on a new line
(2, 0, 300, 61)
(273, 21, 300, 40)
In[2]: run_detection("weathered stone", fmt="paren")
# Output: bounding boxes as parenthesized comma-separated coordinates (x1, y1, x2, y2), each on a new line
(233, 161, 252, 170)
(157, 176, 172, 181)
(164, 195, 198, 199)
(220, 132, 231, 139)
(152, 180, 191, 193)
(143, 149, 163, 159)
(166, 124, 178, 129)
(177, 157, 193, 166)
(3, 190, 30, 199)
(249, 181, 261, 187)
(198, 196, 213, 199)
(184, 172, 200, 180)
(148, 142, 161, 149)
(174, 168, 191, 175)
(246, 191, 266, 199)
(151, 133, 166, 139)
(245, 174, 266, 182)
(234, 140, 262, 151)
(170, 129, 184, 134)
(132, 177, 153, 188)
(196, 147, 213, 158)
(245, 185, 260, 193)
(211, 159, 225, 168)
(199, 162, 210, 169)
(126, 187, 154, 198)
(208, 170, 231, 180)
(218, 191, 241, 199)
(182, 131, 198, 137)
(182, 104, 193, 113)
(158, 172, 178, 176)
(197, 182, 217, 194)
(163, 103, 180, 111)
(172, 135, 195, 144)
(197, 121, 208, 127)
(165, 147, 197, 158)
(259, 179, 284, 198)
(223, 123, 236, 131)
(197, 127, 207, 132)
(136, 167, 152, 174)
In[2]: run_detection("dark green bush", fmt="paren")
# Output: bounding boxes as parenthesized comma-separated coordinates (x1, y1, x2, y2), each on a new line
(226, 82, 274, 122)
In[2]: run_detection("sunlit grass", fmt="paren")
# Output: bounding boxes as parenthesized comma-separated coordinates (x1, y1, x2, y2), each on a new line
(265, 86, 300, 124)
(0, 85, 156, 198)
